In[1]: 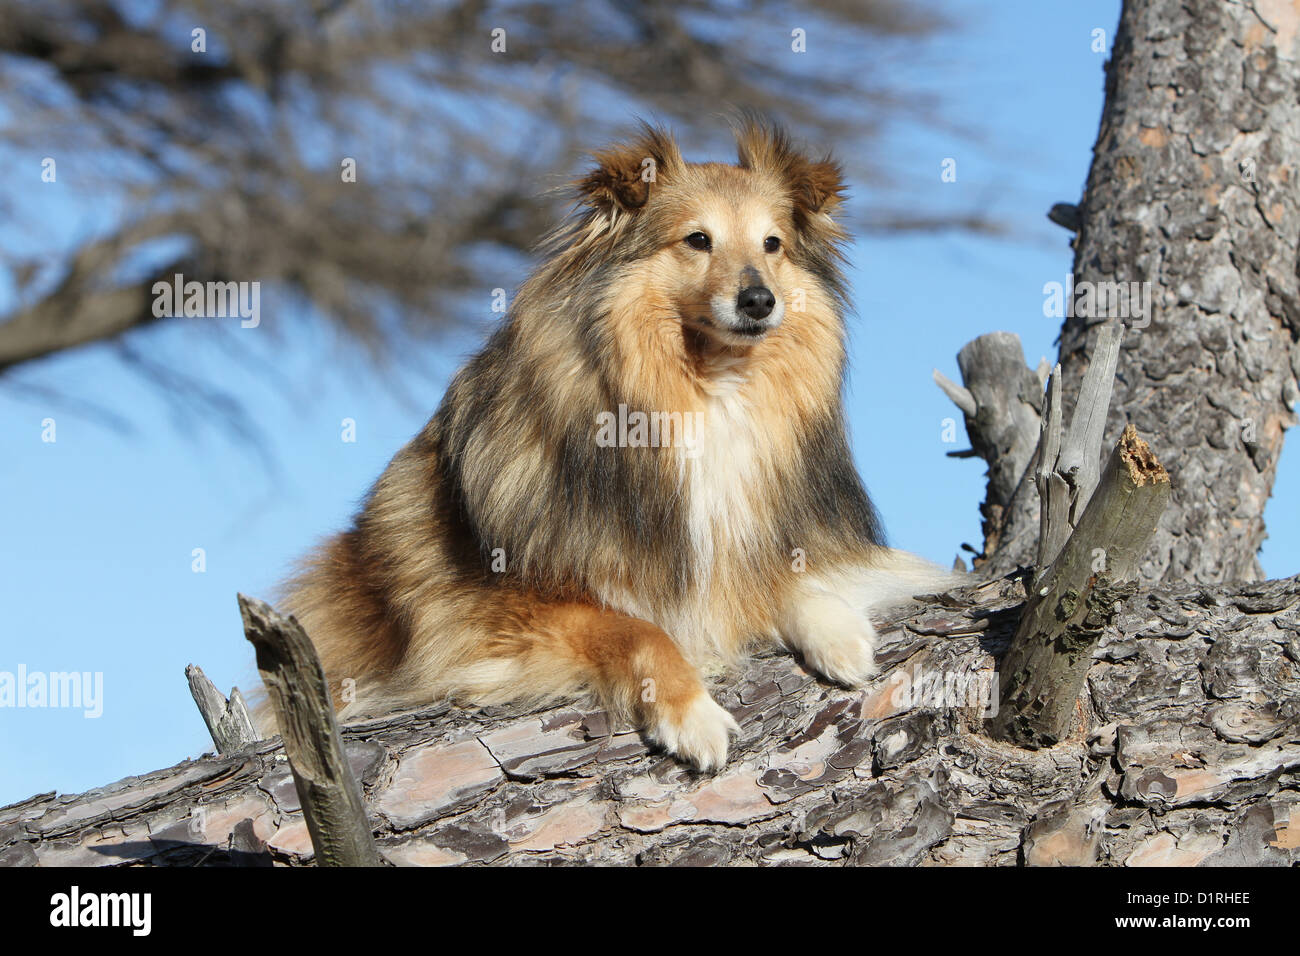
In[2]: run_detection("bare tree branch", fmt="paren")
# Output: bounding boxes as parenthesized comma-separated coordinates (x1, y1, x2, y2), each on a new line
(0, 0, 994, 402)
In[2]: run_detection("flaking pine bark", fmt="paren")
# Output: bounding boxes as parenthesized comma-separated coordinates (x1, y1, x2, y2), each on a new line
(983, 0, 1300, 585)
(3, 575, 1300, 867)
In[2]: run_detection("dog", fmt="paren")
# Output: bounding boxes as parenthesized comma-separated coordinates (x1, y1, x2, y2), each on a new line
(279, 119, 957, 770)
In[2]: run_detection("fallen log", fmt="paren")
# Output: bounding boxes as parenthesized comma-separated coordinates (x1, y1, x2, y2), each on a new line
(5, 574, 1298, 867)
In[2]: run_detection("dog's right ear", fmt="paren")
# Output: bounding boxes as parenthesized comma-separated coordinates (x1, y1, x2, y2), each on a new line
(576, 124, 682, 215)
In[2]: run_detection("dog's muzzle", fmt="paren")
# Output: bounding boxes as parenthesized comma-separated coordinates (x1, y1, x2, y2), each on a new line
(722, 285, 782, 337)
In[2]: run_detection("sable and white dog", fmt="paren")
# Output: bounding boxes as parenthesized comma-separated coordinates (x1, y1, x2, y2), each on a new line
(281, 120, 955, 770)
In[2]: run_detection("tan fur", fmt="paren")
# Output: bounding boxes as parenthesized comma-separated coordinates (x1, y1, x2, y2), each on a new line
(274, 119, 957, 769)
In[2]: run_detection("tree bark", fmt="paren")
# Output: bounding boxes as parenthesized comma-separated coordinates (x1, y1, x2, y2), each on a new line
(5, 575, 1298, 867)
(985, 0, 1300, 584)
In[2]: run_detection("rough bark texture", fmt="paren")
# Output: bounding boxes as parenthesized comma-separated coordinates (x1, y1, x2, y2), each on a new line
(5, 575, 1299, 867)
(986, 0, 1300, 585)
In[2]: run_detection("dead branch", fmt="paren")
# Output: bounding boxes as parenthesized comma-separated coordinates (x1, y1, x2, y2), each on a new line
(238, 593, 381, 867)
(934, 332, 1046, 563)
(185, 664, 256, 755)
(988, 425, 1171, 747)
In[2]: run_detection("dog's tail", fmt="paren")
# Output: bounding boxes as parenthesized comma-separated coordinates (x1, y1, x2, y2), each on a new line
(854, 547, 967, 615)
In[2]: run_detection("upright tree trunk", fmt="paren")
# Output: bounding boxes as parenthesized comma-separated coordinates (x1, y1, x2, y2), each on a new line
(987, 0, 1300, 584)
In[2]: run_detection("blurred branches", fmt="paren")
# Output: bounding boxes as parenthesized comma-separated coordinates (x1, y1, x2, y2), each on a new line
(0, 0, 984, 394)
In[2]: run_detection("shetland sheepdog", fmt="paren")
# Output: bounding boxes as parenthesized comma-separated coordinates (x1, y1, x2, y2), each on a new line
(281, 119, 956, 770)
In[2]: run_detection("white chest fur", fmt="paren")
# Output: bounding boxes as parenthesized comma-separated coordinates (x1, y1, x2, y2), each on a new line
(682, 372, 762, 572)
(593, 366, 774, 663)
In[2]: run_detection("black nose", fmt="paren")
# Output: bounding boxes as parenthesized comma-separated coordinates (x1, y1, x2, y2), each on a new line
(736, 285, 775, 321)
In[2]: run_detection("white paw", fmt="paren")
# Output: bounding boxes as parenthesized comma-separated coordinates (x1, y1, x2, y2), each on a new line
(786, 592, 880, 688)
(645, 692, 740, 772)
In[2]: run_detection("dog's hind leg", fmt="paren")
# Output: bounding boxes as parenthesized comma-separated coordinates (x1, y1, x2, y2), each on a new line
(449, 599, 739, 771)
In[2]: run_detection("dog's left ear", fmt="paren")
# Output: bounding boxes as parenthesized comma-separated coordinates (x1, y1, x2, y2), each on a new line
(577, 124, 684, 215)
(735, 119, 845, 223)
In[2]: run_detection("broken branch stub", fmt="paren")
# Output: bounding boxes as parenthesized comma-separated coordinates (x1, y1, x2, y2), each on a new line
(1033, 322, 1125, 576)
(1056, 321, 1124, 516)
(988, 425, 1171, 748)
(933, 331, 1046, 563)
(238, 593, 381, 867)
(1035, 365, 1067, 572)
(185, 663, 257, 755)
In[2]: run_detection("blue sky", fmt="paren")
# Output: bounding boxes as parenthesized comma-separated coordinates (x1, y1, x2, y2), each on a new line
(2, 0, 1296, 807)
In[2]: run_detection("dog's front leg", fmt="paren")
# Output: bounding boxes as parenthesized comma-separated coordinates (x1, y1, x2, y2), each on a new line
(475, 600, 740, 771)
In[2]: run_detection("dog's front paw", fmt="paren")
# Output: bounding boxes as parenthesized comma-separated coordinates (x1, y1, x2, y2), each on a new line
(644, 691, 740, 772)
(786, 592, 880, 688)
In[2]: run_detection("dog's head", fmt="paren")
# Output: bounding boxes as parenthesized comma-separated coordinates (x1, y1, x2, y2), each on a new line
(574, 118, 848, 349)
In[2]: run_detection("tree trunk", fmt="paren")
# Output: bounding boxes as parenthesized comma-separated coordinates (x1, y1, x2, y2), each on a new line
(985, 0, 1300, 584)
(4, 575, 1298, 867)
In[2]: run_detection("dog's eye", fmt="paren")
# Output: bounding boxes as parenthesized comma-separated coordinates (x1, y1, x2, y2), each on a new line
(684, 232, 711, 252)
(764, 236, 781, 253)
